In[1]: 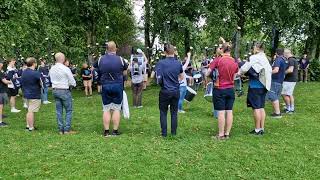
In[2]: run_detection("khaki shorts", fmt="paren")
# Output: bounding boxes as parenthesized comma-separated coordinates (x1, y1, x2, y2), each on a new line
(83, 80, 92, 87)
(27, 99, 41, 112)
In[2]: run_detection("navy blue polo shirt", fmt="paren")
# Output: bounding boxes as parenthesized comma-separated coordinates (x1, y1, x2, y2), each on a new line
(97, 53, 128, 85)
(21, 68, 42, 99)
(272, 56, 287, 84)
(156, 57, 183, 92)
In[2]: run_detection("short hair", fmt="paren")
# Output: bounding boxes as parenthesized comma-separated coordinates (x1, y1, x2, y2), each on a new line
(222, 42, 232, 53)
(107, 41, 117, 52)
(26, 57, 36, 67)
(255, 42, 264, 51)
(276, 48, 284, 56)
(165, 44, 175, 55)
(55, 52, 65, 63)
(284, 48, 291, 54)
(9, 58, 16, 62)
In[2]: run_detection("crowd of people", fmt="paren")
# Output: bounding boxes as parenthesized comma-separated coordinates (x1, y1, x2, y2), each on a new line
(0, 39, 311, 140)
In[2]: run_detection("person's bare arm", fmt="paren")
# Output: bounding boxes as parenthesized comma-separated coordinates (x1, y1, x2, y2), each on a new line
(286, 66, 294, 74)
(272, 67, 279, 74)
(142, 52, 148, 64)
(178, 73, 184, 81)
(1, 78, 11, 85)
(182, 52, 191, 70)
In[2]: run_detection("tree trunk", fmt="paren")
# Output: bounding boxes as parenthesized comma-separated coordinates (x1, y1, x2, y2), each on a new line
(271, 26, 280, 60)
(144, 0, 151, 60)
(184, 28, 190, 56)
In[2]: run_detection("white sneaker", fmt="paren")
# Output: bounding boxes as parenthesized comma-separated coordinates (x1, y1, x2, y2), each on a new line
(23, 103, 28, 109)
(11, 108, 21, 113)
(178, 110, 186, 114)
(43, 101, 52, 104)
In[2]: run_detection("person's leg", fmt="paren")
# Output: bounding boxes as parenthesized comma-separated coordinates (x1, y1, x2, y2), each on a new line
(0, 104, 3, 123)
(305, 69, 308, 82)
(43, 87, 49, 102)
(170, 91, 179, 135)
(132, 83, 138, 106)
(283, 95, 291, 111)
(137, 83, 143, 107)
(290, 95, 295, 111)
(178, 86, 185, 111)
(103, 111, 111, 130)
(225, 110, 233, 136)
(53, 92, 64, 133)
(112, 110, 121, 130)
(253, 109, 262, 131)
(83, 81, 88, 96)
(260, 108, 266, 130)
(272, 100, 281, 114)
(159, 91, 169, 136)
(88, 80, 93, 96)
(26, 112, 34, 130)
(217, 110, 226, 137)
(64, 91, 73, 132)
(10, 96, 16, 109)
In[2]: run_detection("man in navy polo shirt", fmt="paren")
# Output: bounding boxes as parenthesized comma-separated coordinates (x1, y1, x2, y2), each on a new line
(96, 41, 128, 137)
(21, 57, 42, 131)
(155, 45, 183, 137)
(267, 48, 287, 118)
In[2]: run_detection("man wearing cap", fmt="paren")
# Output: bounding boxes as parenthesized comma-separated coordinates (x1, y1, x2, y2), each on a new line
(155, 44, 184, 137)
(95, 41, 128, 137)
(0, 59, 12, 127)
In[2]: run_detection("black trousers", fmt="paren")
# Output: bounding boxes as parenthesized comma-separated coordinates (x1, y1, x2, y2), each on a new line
(159, 89, 180, 136)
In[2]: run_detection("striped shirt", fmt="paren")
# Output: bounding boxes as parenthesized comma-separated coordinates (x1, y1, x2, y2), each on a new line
(49, 63, 76, 89)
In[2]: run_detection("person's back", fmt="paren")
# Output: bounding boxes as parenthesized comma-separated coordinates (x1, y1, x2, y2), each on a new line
(99, 53, 125, 85)
(157, 57, 182, 92)
(272, 56, 287, 84)
(284, 57, 298, 82)
(21, 68, 41, 99)
(211, 55, 238, 89)
(50, 63, 74, 89)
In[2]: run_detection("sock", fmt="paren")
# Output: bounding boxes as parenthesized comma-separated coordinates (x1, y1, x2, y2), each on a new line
(291, 104, 295, 111)
(286, 105, 290, 111)
(29, 127, 34, 131)
(255, 128, 261, 133)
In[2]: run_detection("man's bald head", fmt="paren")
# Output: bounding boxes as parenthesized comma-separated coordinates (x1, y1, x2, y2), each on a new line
(107, 41, 117, 53)
(55, 52, 65, 63)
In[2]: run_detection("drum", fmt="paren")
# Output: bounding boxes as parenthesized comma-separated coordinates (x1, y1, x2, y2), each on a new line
(204, 82, 213, 102)
(184, 86, 197, 102)
(193, 73, 203, 84)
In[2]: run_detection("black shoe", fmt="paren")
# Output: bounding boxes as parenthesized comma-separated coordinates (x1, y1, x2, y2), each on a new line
(249, 130, 256, 134)
(161, 133, 167, 137)
(224, 134, 230, 139)
(26, 127, 38, 130)
(270, 113, 282, 119)
(2, 115, 7, 119)
(112, 130, 121, 136)
(258, 130, 264, 135)
(0, 122, 8, 127)
(104, 130, 110, 137)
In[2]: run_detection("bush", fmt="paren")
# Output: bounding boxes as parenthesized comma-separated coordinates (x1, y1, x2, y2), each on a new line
(310, 59, 320, 81)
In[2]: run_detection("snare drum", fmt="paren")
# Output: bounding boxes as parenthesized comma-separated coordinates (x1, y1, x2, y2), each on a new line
(193, 73, 203, 84)
(204, 82, 213, 102)
(184, 86, 197, 102)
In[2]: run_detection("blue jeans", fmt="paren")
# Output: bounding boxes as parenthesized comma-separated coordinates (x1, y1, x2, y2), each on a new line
(42, 87, 49, 102)
(53, 89, 73, 132)
(178, 86, 187, 111)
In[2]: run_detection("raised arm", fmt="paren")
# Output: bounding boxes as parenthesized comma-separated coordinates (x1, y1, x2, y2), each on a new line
(182, 52, 191, 71)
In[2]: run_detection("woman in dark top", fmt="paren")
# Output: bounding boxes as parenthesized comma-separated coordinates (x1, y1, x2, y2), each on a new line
(81, 63, 92, 97)
(299, 54, 309, 82)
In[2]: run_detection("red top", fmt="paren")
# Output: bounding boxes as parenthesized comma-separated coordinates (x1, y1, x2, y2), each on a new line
(209, 55, 239, 89)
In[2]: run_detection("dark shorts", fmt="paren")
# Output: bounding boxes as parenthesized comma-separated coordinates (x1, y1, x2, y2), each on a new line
(8, 88, 18, 97)
(266, 82, 282, 102)
(101, 83, 123, 106)
(247, 88, 267, 109)
(212, 88, 235, 111)
(0, 93, 8, 105)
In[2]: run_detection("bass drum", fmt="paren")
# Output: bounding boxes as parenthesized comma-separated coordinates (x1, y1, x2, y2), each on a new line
(184, 86, 197, 102)
(204, 82, 213, 102)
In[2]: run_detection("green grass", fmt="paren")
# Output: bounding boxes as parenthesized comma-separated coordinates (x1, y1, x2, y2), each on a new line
(1, 83, 320, 179)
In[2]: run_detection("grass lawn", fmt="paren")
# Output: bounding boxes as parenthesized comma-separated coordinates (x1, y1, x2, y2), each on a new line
(0, 82, 320, 179)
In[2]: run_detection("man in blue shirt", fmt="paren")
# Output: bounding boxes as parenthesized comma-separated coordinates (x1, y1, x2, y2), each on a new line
(267, 48, 287, 118)
(21, 57, 42, 131)
(155, 45, 183, 137)
(96, 41, 128, 137)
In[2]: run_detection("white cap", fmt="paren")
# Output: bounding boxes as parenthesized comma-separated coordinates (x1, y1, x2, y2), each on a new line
(137, 49, 143, 54)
